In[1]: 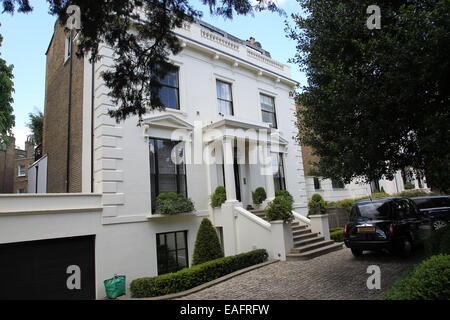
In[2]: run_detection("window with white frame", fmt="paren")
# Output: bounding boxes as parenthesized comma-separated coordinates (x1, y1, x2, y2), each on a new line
(216, 80, 233, 116)
(18, 165, 26, 177)
(260, 94, 277, 128)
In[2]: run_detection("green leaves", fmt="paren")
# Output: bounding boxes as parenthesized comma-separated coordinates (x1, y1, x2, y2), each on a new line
(192, 218, 224, 266)
(289, 0, 450, 192)
(0, 32, 15, 146)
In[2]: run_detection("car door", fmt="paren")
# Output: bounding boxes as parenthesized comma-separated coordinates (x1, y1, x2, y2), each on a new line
(405, 199, 432, 243)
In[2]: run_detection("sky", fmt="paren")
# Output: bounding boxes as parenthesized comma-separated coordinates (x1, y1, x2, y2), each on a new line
(0, 0, 306, 150)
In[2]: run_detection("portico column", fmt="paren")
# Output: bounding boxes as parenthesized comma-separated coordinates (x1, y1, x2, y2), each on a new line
(261, 142, 276, 201)
(223, 136, 237, 202)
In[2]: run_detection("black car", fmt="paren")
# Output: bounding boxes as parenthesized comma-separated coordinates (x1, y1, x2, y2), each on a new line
(411, 196, 450, 231)
(344, 197, 432, 257)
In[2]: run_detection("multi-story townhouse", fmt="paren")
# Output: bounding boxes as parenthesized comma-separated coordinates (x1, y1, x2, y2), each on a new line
(1, 18, 327, 299)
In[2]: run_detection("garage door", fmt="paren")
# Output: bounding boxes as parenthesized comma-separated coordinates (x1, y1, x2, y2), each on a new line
(0, 235, 95, 300)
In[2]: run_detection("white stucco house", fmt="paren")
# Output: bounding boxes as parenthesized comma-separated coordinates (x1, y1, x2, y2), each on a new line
(2, 19, 342, 300)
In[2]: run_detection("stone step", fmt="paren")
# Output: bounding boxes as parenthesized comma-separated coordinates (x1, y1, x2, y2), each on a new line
(292, 235, 325, 247)
(286, 242, 344, 261)
(293, 232, 321, 243)
(292, 228, 312, 237)
(290, 240, 335, 253)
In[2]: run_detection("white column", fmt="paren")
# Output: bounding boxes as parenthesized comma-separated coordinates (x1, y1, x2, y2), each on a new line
(223, 136, 237, 202)
(261, 142, 275, 201)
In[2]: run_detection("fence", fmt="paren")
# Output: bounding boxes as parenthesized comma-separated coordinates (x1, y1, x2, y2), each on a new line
(327, 207, 348, 229)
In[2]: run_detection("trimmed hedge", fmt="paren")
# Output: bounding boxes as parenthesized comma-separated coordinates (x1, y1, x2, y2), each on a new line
(384, 254, 450, 300)
(156, 192, 194, 215)
(424, 225, 450, 256)
(130, 249, 268, 298)
(192, 218, 224, 266)
(329, 228, 344, 242)
(275, 190, 294, 205)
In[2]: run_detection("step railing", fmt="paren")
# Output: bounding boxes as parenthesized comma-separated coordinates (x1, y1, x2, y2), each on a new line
(233, 206, 292, 260)
(292, 210, 311, 226)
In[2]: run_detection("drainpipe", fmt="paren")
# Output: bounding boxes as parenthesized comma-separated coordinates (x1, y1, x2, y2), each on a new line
(91, 57, 95, 193)
(66, 29, 73, 193)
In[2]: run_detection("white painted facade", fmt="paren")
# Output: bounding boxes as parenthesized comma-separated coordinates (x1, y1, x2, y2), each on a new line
(1, 20, 307, 298)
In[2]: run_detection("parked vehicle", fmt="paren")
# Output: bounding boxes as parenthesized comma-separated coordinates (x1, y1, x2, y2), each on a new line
(344, 197, 432, 257)
(411, 195, 450, 231)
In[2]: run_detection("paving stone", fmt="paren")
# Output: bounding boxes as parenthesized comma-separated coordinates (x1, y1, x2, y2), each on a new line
(178, 248, 425, 300)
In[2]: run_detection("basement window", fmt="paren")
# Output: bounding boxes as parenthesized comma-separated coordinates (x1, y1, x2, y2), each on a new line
(156, 230, 188, 275)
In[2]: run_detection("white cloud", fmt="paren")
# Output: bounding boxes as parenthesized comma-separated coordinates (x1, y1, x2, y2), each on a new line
(12, 126, 31, 150)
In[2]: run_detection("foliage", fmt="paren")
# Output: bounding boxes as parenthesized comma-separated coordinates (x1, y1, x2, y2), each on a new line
(394, 189, 441, 198)
(404, 182, 415, 190)
(328, 192, 390, 215)
(287, 0, 450, 193)
(265, 195, 294, 223)
(156, 192, 194, 215)
(252, 187, 267, 205)
(384, 254, 450, 300)
(0, 32, 15, 146)
(26, 109, 43, 150)
(308, 193, 327, 216)
(210, 186, 227, 208)
(192, 218, 224, 266)
(275, 190, 294, 205)
(130, 249, 268, 298)
(424, 225, 450, 257)
(1, 0, 283, 124)
(329, 228, 344, 242)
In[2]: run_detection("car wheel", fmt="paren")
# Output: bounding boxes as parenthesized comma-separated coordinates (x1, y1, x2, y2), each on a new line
(432, 220, 448, 231)
(400, 239, 412, 258)
(351, 248, 363, 257)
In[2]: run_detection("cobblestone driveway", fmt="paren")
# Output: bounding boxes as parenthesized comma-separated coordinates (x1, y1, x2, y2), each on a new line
(179, 247, 425, 300)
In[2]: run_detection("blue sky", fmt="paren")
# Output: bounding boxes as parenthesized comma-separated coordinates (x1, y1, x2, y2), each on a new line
(0, 0, 306, 149)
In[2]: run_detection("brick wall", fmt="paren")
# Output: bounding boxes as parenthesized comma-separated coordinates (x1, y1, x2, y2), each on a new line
(42, 22, 84, 193)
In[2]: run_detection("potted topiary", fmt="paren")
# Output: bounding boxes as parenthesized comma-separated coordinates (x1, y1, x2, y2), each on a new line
(308, 193, 327, 217)
(264, 195, 294, 223)
(252, 187, 267, 208)
(210, 186, 227, 208)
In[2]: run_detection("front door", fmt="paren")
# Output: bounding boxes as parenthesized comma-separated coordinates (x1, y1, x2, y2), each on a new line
(233, 147, 241, 202)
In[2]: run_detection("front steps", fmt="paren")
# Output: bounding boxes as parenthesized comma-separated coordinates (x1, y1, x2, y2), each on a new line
(250, 210, 343, 261)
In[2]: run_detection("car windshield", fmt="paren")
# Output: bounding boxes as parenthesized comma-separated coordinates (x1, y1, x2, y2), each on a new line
(353, 201, 391, 220)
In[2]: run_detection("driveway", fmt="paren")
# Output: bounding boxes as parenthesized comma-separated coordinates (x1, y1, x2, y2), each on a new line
(178, 247, 426, 300)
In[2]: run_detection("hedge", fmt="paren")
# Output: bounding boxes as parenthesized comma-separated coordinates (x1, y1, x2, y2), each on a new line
(329, 228, 344, 242)
(424, 225, 450, 256)
(252, 187, 267, 205)
(130, 249, 268, 298)
(210, 186, 226, 208)
(384, 254, 450, 300)
(156, 192, 194, 215)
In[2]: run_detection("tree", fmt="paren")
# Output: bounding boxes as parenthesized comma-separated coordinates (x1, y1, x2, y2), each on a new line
(192, 218, 223, 266)
(26, 109, 43, 157)
(1, 0, 282, 123)
(0, 30, 15, 146)
(287, 0, 450, 192)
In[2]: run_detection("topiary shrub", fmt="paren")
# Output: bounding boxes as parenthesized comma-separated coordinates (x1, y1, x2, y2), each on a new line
(265, 196, 294, 223)
(424, 225, 450, 256)
(156, 192, 194, 215)
(130, 249, 268, 298)
(210, 186, 227, 208)
(329, 228, 344, 242)
(252, 187, 267, 205)
(192, 218, 224, 266)
(308, 193, 327, 216)
(384, 254, 450, 300)
(275, 190, 294, 205)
